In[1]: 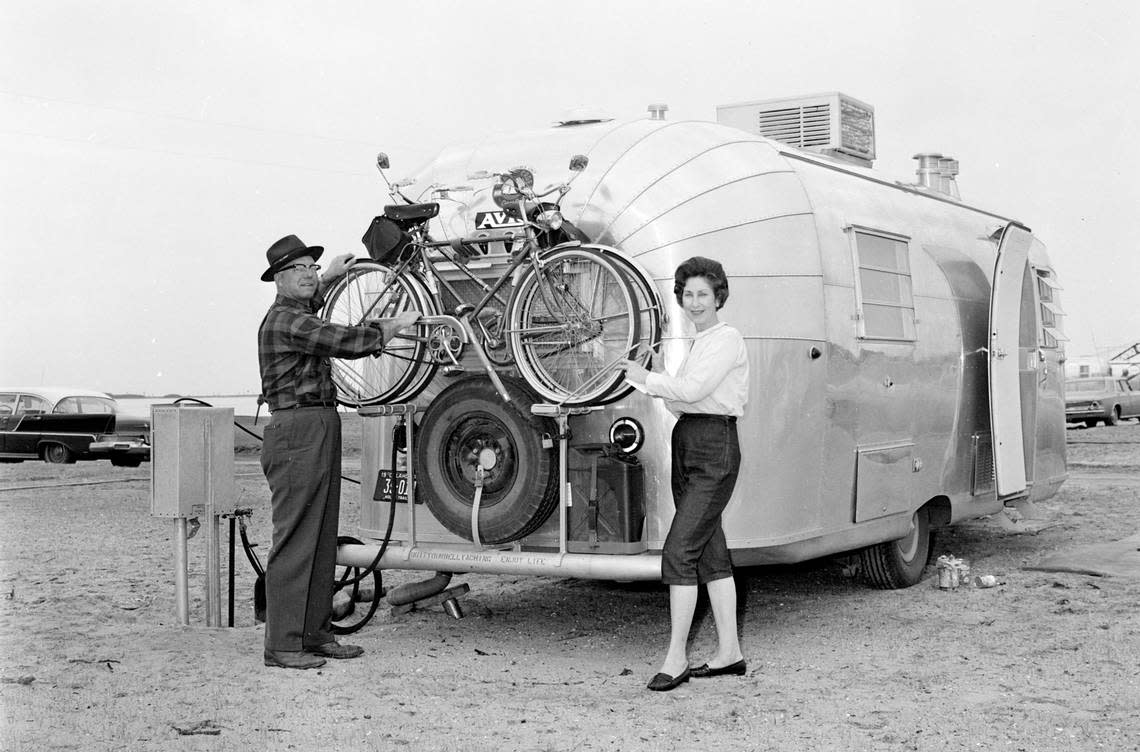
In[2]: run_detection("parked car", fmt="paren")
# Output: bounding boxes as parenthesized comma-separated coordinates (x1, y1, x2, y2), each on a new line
(0, 387, 150, 466)
(1064, 377, 1140, 427)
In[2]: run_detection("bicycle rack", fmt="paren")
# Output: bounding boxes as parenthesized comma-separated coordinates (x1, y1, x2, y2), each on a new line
(357, 401, 601, 556)
(531, 403, 602, 554)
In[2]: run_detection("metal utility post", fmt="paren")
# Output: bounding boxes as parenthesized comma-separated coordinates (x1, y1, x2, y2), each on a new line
(150, 405, 237, 626)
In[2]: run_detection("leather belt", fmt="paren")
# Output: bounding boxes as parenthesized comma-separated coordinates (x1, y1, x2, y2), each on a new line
(271, 401, 337, 412)
(678, 413, 737, 423)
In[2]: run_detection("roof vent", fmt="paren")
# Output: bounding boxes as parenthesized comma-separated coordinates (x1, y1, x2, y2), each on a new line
(554, 106, 613, 127)
(913, 153, 961, 200)
(647, 103, 668, 121)
(716, 92, 876, 167)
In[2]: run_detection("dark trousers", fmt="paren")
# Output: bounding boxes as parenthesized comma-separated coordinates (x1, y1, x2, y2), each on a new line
(260, 407, 341, 651)
(661, 415, 741, 586)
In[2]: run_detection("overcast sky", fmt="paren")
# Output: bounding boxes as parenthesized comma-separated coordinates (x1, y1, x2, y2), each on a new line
(2, 1, 1137, 395)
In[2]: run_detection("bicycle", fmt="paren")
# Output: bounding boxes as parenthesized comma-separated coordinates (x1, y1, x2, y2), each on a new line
(321, 154, 661, 407)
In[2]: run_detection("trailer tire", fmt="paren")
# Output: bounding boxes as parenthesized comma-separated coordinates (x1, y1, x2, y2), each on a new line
(415, 376, 559, 545)
(859, 507, 933, 589)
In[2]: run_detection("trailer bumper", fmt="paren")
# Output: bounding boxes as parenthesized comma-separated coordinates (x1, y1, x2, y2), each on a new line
(338, 543, 663, 581)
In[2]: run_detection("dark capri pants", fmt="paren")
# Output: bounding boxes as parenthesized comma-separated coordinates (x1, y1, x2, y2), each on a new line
(661, 414, 741, 586)
(260, 406, 342, 651)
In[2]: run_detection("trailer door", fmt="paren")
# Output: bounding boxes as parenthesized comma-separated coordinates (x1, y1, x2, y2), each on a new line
(988, 223, 1033, 497)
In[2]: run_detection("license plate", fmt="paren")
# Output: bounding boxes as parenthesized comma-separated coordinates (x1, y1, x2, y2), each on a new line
(474, 210, 525, 230)
(374, 469, 419, 503)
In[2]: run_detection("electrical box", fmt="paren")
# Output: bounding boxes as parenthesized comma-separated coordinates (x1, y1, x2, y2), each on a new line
(150, 405, 237, 518)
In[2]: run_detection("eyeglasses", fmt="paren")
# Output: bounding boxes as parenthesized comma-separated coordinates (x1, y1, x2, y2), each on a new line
(281, 263, 321, 274)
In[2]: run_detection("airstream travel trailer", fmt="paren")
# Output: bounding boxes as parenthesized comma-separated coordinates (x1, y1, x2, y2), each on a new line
(336, 93, 1067, 591)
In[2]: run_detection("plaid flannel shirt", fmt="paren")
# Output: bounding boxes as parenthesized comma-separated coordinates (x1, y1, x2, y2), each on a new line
(258, 293, 386, 411)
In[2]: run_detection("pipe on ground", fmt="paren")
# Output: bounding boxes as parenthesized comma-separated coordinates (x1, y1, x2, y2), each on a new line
(386, 572, 453, 606)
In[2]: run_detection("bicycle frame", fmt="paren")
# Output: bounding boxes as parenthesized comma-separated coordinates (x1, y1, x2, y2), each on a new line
(359, 199, 574, 359)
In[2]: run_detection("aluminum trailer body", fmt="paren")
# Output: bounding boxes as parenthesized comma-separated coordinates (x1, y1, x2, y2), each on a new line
(345, 117, 1066, 582)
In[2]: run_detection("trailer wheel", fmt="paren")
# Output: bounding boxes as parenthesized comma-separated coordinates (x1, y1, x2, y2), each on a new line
(859, 507, 933, 589)
(415, 376, 559, 544)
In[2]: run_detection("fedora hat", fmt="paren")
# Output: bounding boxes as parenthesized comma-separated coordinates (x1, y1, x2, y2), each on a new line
(261, 235, 324, 281)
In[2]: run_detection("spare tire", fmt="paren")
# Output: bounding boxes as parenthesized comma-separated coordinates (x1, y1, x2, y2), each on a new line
(415, 376, 559, 544)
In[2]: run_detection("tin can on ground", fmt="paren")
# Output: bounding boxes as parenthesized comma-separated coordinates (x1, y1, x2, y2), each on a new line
(936, 555, 964, 590)
(938, 567, 952, 588)
(974, 575, 998, 588)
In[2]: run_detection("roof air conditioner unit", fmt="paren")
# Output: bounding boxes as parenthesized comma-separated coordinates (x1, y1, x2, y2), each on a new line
(716, 92, 876, 167)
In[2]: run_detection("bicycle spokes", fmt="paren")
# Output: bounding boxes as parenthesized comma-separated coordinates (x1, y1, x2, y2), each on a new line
(509, 249, 639, 405)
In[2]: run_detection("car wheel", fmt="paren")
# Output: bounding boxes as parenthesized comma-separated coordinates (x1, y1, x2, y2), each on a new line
(1106, 407, 1120, 426)
(43, 444, 74, 464)
(859, 507, 934, 589)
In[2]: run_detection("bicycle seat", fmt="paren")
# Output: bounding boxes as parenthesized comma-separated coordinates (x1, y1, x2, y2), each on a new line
(384, 203, 439, 222)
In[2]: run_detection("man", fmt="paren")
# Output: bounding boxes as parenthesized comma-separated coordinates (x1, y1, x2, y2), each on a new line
(258, 234, 419, 670)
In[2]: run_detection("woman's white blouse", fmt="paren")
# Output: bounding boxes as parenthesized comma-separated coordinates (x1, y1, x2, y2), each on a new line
(643, 322, 749, 417)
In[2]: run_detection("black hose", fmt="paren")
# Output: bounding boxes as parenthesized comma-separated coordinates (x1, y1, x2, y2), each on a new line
(333, 422, 401, 590)
(331, 536, 384, 635)
(329, 422, 403, 634)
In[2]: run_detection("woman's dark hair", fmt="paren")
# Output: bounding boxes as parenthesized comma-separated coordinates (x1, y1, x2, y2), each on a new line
(673, 256, 729, 309)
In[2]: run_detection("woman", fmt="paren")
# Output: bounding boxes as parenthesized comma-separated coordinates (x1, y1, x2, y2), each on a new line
(620, 256, 749, 692)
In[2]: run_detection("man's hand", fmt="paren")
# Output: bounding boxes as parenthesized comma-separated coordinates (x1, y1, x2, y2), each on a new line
(377, 310, 422, 343)
(322, 253, 356, 283)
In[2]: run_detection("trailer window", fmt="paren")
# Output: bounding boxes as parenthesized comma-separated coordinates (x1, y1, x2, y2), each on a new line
(1035, 269, 1064, 349)
(850, 229, 916, 341)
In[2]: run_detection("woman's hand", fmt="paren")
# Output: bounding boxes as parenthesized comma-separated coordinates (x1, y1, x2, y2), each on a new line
(620, 359, 650, 385)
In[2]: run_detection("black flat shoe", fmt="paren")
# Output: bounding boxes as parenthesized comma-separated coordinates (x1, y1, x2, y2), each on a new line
(646, 667, 691, 692)
(691, 659, 747, 678)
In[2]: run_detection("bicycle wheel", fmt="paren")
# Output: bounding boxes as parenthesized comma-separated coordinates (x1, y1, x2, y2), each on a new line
(321, 260, 438, 406)
(578, 244, 662, 404)
(508, 247, 639, 405)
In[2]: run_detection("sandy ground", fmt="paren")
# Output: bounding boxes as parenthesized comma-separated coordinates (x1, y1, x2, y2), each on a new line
(1, 418, 1138, 751)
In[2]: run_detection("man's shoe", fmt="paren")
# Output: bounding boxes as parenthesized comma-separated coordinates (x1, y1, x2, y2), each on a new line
(646, 667, 690, 692)
(306, 641, 364, 659)
(264, 650, 326, 670)
(691, 659, 747, 678)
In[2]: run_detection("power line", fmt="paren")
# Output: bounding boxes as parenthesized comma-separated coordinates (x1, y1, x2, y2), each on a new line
(0, 127, 374, 177)
(1, 89, 381, 148)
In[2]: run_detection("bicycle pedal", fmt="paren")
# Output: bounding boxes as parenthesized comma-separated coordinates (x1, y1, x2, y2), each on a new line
(442, 366, 466, 376)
